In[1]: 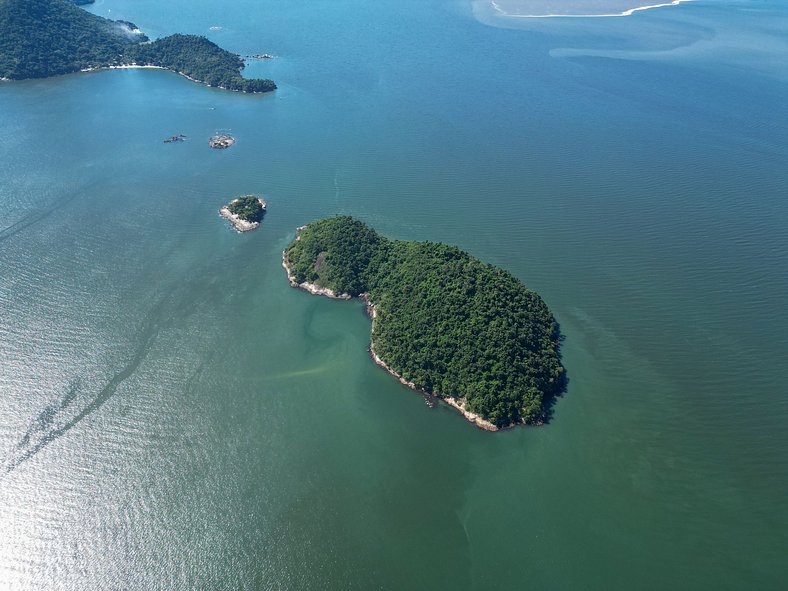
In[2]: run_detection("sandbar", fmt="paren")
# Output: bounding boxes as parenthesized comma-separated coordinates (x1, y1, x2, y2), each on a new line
(488, 0, 692, 18)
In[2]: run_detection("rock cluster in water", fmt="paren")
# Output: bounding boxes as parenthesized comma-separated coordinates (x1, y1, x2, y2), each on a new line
(209, 134, 235, 149)
(219, 196, 267, 232)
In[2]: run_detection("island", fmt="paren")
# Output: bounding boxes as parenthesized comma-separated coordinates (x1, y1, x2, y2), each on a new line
(208, 134, 235, 149)
(0, 0, 276, 93)
(283, 216, 564, 430)
(220, 195, 267, 232)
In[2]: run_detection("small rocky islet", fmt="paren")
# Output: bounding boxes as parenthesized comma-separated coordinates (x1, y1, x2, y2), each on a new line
(219, 195, 267, 232)
(208, 134, 235, 149)
(162, 133, 235, 148)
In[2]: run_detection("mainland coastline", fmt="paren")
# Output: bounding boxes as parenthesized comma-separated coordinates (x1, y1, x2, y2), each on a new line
(0, 0, 276, 93)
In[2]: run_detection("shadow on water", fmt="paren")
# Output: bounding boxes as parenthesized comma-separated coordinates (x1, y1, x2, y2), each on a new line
(0, 185, 85, 246)
(1, 295, 170, 478)
(18, 378, 83, 448)
(1, 231, 253, 479)
(539, 323, 568, 427)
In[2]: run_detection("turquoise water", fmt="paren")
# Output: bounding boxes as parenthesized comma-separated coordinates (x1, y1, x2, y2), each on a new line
(1, 0, 787, 588)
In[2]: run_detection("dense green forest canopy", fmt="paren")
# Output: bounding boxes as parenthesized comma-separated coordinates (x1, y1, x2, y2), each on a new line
(227, 196, 265, 223)
(131, 35, 276, 93)
(0, 0, 143, 78)
(0, 0, 276, 92)
(284, 217, 564, 427)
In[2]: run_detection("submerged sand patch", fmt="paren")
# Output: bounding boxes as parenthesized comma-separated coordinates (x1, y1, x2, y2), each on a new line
(479, 0, 691, 19)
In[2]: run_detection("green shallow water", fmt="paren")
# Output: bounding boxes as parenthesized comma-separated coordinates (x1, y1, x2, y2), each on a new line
(1, 0, 787, 588)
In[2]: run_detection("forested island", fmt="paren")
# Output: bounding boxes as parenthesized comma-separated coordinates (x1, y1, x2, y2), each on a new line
(0, 0, 276, 92)
(220, 195, 267, 232)
(283, 217, 564, 430)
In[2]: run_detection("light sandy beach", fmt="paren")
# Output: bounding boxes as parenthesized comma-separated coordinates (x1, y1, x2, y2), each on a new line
(489, 0, 692, 18)
(80, 64, 164, 72)
(79, 64, 258, 92)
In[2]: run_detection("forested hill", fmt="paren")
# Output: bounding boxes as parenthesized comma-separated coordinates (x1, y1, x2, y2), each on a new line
(132, 35, 276, 93)
(0, 0, 144, 79)
(0, 0, 276, 93)
(284, 217, 565, 428)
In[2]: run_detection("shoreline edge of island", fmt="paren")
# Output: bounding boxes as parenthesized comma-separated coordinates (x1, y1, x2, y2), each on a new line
(219, 197, 267, 232)
(79, 64, 272, 94)
(282, 224, 522, 432)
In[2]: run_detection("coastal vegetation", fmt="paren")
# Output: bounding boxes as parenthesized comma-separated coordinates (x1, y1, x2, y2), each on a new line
(0, 0, 144, 79)
(0, 0, 276, 92)
(130, 35, 276, 93)
(283, 217, 564, 428)
(227, 195, 265, 223)
(220, 195, 267, 232)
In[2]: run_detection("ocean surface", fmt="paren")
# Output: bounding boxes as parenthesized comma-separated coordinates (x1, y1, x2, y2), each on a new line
(1, 0, 787, 588)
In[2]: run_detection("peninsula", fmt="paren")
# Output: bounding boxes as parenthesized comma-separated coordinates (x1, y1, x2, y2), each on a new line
(283, 217, 564, 430)
(0, 0, 276, 93)
(220, 195, 267, 232)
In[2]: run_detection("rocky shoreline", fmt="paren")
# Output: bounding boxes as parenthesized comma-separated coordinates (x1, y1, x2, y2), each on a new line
(281, 224, 505, 431)
(281, 226, 351, 299)
(79, 64, 265, 93)
(361, 296, 503, 432)
(209, 134, 235, 149)
(219, 197, 266, 232)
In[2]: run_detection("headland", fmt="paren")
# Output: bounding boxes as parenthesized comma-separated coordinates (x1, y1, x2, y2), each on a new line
(0, 0, 276, 92)
(282, 226, 352, 299)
